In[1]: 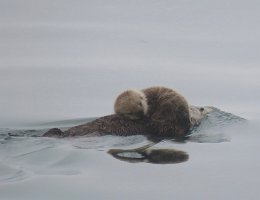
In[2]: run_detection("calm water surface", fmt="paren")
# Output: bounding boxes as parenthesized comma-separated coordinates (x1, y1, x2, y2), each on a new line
(1, 0, 260, 199)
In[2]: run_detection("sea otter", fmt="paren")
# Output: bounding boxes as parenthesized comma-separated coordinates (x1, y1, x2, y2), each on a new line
(43, 105, 213, 139)
(114, 87, 191, 137)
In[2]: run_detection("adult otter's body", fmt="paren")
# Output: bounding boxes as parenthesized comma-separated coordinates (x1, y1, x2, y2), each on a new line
(43, 106, 213, 138)
(114, 87, 191, 137)
(44, 114, 151, 137)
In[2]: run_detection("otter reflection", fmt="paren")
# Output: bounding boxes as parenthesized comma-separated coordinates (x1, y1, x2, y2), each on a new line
(108, 143, 189, 164)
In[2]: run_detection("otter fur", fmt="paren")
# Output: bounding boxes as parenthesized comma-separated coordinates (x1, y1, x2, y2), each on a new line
(114, 89, 148, 120)
(43, 106, 212, 138)
(114, 87, 191, 137)
(189, 105, 213, 126)
(44, 114, 151, 137)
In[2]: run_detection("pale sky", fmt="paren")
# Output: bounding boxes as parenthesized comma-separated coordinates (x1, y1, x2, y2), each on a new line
(1, 0, 260, 127)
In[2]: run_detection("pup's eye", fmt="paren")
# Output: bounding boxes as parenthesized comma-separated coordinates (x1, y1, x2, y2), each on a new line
(199, 107, 204, 112)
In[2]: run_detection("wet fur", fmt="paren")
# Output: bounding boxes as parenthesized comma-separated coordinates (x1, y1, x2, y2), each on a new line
(44, 114, 152, 137)
(43, 106, 211, 138)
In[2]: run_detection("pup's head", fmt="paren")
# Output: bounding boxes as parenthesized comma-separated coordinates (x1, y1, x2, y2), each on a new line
(114, 89, 148, 120)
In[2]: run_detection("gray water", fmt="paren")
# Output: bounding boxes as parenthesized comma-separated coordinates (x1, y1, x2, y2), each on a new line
(1, 0, 260, 199)
(0, 107, 258, 200)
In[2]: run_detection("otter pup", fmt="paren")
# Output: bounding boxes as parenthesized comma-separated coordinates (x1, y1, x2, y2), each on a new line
(114, 87, 191, 137)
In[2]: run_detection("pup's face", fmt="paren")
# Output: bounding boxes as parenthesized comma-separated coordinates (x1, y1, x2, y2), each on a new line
(114, 89, 148, 120)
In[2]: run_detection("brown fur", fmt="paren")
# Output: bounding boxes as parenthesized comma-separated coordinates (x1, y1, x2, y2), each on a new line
(142, 87, 191, 137)
(43, 106, 211, 138)
(43, 114, 152, 137)
(114, 87, 191, 137)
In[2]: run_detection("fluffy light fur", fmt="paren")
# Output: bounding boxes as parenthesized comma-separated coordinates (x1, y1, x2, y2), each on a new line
(114, 89, 148, 120)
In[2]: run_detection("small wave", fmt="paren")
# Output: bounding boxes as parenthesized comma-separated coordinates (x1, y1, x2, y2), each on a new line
(1, 107, 246, 144)
(0, 108, 247, 182)
(0, 163, 29, 183)
(71, 135, 149, 150)
(188, 107, 246, 143)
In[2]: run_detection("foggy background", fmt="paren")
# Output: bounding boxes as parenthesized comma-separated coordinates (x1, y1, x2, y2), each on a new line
(1, 0, 260, 127)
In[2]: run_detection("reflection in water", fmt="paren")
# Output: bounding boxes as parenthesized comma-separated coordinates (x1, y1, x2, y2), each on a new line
(108, 143, 189, 164)
(0, 107, 245, 180)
